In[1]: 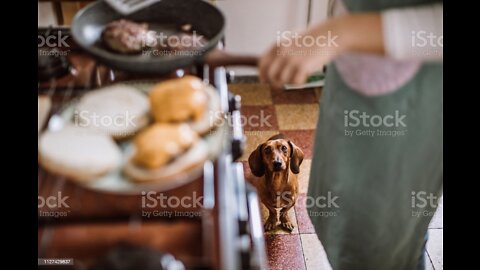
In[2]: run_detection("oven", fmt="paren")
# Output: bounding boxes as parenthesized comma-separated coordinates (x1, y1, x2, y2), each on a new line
(38, 27, 266, 270)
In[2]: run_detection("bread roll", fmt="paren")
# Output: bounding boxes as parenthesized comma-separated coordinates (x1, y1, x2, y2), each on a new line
(149, 76, 208, 123)
(124, 139, 208, 183)
(76, 84, 150, 139)
(132, 123, 198, 169)
(38, 125, 122, 182)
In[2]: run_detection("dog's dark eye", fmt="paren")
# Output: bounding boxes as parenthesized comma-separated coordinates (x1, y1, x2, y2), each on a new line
(281, 145, 288, 152)
(264, 147, 272, 154)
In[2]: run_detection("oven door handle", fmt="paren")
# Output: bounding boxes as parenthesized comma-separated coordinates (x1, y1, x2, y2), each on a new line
(202, 160, 215, 260)
(245, 184, 268, 270)
(230, 110, 245, 161)
(232, 162, 248, 232)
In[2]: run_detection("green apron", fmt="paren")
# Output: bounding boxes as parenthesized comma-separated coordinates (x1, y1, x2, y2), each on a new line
(307, 1, 443, 269)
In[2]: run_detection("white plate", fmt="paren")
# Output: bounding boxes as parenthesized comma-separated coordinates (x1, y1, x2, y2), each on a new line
(52, 80, 226, 195)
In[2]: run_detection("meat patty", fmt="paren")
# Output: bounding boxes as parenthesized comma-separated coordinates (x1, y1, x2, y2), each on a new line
(102, 19, 150, 54)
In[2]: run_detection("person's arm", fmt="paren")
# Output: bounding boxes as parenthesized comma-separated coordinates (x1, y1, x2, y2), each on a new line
(259, 13, 384, 89)
(259, 4, 443, 89)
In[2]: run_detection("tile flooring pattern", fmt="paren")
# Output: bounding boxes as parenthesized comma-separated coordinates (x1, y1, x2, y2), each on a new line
(229, 82, 443, 270)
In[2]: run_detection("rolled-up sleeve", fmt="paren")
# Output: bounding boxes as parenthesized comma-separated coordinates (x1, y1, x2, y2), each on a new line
(382, 4, 443, 61)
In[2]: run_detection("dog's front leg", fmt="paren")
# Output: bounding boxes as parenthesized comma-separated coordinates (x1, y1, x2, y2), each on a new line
(264, 204, 278, 232)
(279, 204, 295, 232)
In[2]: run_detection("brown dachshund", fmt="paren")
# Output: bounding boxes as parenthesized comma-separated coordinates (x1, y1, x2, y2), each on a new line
(248, 134, 304, 232)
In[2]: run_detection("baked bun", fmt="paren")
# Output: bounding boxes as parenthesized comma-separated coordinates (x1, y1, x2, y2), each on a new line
(131, 123, 198, 169)
(149, 76, 208, 123)
(188, 85, 223, 135)
(75, 84, 150, 139)
(38, 125, 122, 182)
(124, 139, 208, 183)
(125, 123, 207, 183)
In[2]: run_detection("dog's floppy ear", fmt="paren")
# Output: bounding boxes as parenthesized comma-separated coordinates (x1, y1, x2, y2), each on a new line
(288, 141, 304, 174)
(248, 143, 266, 177)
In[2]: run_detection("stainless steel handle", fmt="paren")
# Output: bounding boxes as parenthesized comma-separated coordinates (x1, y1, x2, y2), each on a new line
(232, 162, 248, 233)
(202, 160, 215, 260)
(246, 184, 268, 270)
(214, 66, 229, 113)
(231, 110, 245, 161)
(203, 160, 215, 210)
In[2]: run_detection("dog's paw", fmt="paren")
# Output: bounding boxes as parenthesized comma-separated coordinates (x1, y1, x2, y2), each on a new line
(280, 221, 295, 232)
(264, 219, 277, 232)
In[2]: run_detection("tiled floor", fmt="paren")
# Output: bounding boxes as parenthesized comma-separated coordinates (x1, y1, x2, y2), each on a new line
(230, 81, 443, 270)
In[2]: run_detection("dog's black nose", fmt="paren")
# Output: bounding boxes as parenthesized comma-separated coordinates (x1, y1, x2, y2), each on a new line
(273, 160, 282, 170)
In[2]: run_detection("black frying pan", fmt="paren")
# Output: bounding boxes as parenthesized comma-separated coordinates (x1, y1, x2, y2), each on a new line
(71, 0, 258, 74)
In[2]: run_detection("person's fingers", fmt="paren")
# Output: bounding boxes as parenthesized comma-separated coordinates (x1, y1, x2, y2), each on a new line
(291, 64, 309, 85)
(267, 56, 287, 87)
(258, 55, 271, 83)
(258, 46, 277, 83)
(278, 58, 301, 86)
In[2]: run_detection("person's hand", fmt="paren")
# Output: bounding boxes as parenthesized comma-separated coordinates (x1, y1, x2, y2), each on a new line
(258, 22, 342, 89)
(258, 14, 384, 89)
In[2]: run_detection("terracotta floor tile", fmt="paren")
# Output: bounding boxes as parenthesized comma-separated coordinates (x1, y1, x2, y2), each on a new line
(297, 159, 312, 194)
(265, 234, 306, 270)
(240, 105, 279, 131)
(275, 104, 319, 130)
(295, 194, 316, 234)
(229, 83, 273, 106)
(281, 130, 316, 159)
(300, 234, 332, 270)
(271, 87, 318, 104)
(240, 131, 279, 161)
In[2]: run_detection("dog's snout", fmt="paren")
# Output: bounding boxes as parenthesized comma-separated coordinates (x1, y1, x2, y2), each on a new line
(273, 160, 283, 170)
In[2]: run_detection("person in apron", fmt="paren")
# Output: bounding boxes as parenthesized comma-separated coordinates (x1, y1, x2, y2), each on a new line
(259, 1, 442, 269)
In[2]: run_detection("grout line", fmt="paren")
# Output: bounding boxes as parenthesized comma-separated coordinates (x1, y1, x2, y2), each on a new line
(426, 249, 435, 270)
(295, 208, 309, 270)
